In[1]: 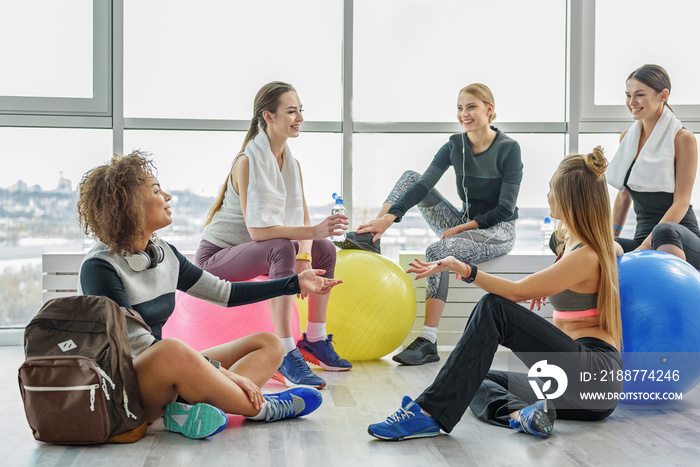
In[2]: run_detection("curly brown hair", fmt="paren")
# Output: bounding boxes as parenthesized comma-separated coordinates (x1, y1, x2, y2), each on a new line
(77, 151, 156, 255)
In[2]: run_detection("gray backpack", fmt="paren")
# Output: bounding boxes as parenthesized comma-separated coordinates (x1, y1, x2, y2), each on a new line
(19, 295, 149, 444)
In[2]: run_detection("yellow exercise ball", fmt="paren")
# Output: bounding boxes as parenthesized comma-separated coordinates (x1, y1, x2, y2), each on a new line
(296, 249, 416, 361)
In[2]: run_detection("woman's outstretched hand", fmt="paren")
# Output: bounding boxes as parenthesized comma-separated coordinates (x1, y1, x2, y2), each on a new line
(407, 257, 458, 280)
(313, 214, 349, 239)
(298, 269, 342, 296)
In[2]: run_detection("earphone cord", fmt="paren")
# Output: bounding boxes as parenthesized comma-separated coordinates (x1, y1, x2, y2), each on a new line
(461, 132, 470, 223)
(460, 132, 501, 245)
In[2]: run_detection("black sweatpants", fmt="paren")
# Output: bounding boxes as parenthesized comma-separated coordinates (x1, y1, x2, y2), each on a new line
(414, 294, 622, 433)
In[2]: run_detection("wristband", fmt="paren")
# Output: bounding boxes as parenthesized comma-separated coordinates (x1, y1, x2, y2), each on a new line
(464, 264, 478, 283)
(612, 225, 623, 231)
(296, 253, 312, 262)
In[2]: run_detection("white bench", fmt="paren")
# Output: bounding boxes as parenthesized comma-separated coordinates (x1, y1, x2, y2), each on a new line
(43, 251, 555, 349)
(398, 252, 555, 346)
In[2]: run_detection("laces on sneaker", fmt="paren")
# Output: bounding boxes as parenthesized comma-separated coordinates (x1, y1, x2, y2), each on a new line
(265, 398, 293, 421)
(388, 407, 415, 424)
(319, 336, 343, 362)
(405, 338, 428, 351)
(264, 393, 306, 421)
(290, 350, 314, 373)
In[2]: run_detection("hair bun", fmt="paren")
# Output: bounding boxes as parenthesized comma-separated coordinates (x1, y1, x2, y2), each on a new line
(584, 146, 608, 177)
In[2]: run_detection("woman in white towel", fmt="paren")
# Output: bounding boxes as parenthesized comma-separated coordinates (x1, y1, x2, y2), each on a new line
(607, 64, 700, 268)
(196, 82, 351, 389)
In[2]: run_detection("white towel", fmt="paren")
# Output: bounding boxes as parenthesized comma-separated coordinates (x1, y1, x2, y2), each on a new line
(607, 106, 681, 193)
(242, 131, 305, 228)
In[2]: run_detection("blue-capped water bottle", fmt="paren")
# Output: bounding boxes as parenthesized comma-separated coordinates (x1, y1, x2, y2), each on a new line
(330, 193, 347, 242)
(541, 216, 555, 254)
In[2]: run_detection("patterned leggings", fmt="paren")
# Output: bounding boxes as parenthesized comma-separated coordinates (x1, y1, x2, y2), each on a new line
(385, 170, 516, 301)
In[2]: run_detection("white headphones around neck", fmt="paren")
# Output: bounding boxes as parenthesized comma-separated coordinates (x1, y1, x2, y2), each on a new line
(123, 242, 165, 272)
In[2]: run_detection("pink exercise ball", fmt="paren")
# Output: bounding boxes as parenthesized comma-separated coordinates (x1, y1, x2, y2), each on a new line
(162, 276, 300, 351)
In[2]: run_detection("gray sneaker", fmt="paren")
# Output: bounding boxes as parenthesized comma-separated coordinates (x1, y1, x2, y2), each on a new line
(392, 337, 439, 365)
(333, 231, 381, 254)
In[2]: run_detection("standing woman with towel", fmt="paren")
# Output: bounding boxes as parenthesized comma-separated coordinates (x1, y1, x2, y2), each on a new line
(606, 64, 700, 268)
(196, 82, 351, 389)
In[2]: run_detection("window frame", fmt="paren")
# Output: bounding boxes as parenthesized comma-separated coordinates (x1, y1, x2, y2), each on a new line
(576, 0, 700, 134)
(0, 0, 111, 118)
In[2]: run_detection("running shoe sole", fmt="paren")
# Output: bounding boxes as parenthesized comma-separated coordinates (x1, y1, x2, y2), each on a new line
(367, 427, 440, 441)
(392, 353, 440, 366)
(163, 402, 228, 439)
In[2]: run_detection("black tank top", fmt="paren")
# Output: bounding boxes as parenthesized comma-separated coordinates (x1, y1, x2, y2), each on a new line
(624, 160, 700, 242)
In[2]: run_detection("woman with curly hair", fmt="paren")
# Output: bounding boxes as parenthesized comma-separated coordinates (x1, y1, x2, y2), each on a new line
(77, 151, 341, 439)
(368, 147, 622, 441)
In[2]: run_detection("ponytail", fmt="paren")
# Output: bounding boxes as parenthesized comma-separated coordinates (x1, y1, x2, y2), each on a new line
(203, 81, 297, 228)
(203, 118, 260, 228)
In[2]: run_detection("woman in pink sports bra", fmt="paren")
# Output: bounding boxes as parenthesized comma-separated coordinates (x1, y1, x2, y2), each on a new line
(368, 146, 623, 441)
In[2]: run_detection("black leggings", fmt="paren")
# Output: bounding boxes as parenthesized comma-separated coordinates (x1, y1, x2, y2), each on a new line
(414, 294, 622, 433)
(616, 222, 700, 269)
(651, 222, 700, 269)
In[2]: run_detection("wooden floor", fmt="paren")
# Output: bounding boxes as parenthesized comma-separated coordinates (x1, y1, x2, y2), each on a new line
(3, 344, 700, 467)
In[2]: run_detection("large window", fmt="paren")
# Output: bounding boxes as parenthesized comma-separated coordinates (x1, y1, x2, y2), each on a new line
(579, 0, 700, 127)
(0, 128, 111, 327)
(124, 0, 342, 120)
(354, 0, 566, 123)
(0, 0, 110, 116)
(3, 0, 700, 333)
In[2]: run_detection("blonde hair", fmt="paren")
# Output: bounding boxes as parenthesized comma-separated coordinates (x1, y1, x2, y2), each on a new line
(459, 83, 497, 123)
(550, 146, 622, 346)
(204, 81, 297, 227)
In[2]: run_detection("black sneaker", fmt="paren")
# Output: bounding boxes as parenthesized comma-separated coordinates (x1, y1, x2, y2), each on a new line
(392, 337, 439, 365)
(333, 231, 381, 254)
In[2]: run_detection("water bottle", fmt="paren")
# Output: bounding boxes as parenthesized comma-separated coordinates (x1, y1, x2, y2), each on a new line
(330, 193, 347, 242)
(541, 217, 555, 254)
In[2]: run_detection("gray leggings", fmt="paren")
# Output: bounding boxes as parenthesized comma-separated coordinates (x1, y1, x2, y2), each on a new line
(386, 171, 516, 301)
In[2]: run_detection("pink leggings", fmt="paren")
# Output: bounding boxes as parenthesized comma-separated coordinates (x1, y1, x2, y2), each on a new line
(195, 238, 336, 281)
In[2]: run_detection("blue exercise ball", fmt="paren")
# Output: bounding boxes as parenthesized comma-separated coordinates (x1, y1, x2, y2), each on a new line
(618, 251, 700, 402)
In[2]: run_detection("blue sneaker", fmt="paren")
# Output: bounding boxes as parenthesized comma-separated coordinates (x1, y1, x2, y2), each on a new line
(263, 387, 323, 421)
(278, 348, 327, 389)
(163, 402, 228, 439)
(297, 333, 352, 371)
(509, 399, 556, 438)
(367, 396, 441, 441)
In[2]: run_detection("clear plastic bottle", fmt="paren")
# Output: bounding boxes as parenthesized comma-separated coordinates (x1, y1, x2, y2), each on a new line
(330, 193, 347, 242)
(540, 216, 555, 254)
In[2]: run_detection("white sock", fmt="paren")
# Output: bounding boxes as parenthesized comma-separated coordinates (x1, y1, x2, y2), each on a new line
(246, 401, 268, 421)
(281, 337, 297, 355)
(305, 321, 327, 343)
(420, 326, 438, 344)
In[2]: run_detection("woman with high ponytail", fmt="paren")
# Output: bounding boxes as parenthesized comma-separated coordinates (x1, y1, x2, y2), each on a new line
(196, 82, 350, 390)
(607, 64, 700, 268)
(368, 148, 623, 442)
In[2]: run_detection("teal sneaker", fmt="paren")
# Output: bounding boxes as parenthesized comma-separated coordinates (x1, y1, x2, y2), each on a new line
(297, 333, 352, 371)
(163, 402, 228, 439)
(368, 396, 441, 441)
(278, 348, 326, 389)
(509, 399, 557, 438)
(264, 387, 323, 422)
